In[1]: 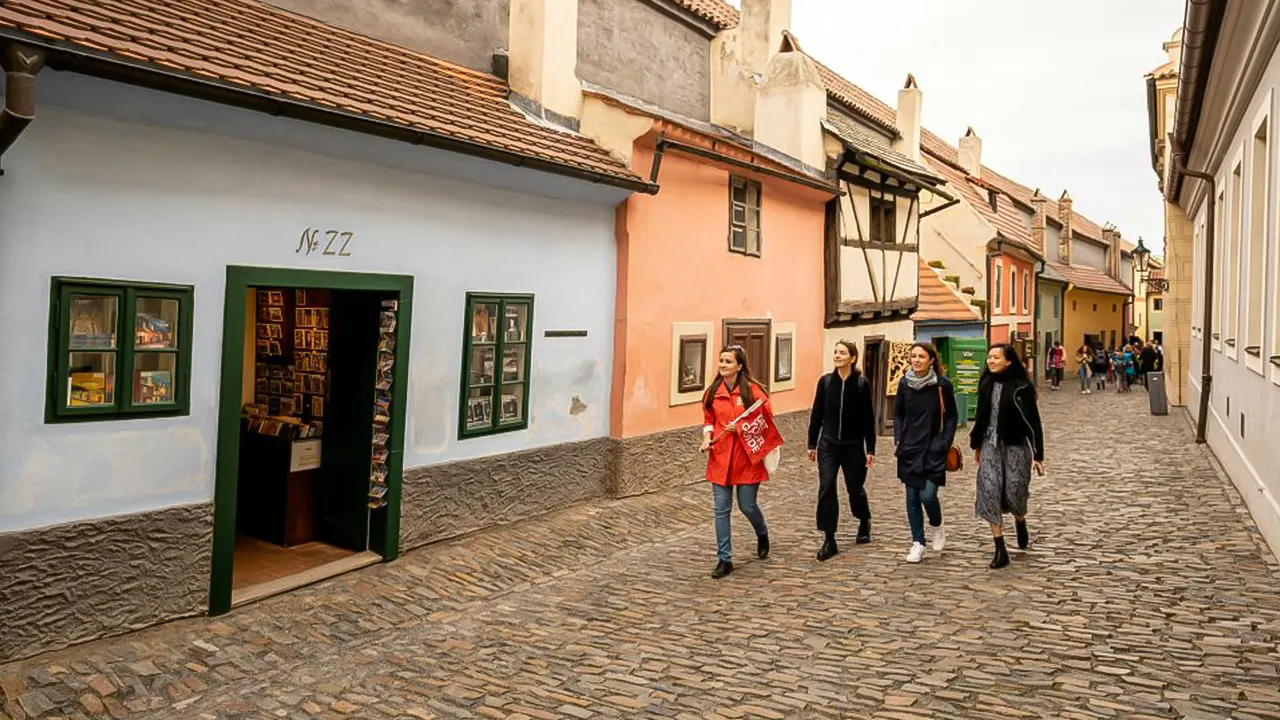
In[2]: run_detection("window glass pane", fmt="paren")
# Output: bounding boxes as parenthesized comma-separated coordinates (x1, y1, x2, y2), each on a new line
(69, 295, 118, 350)
(470, 303, 498, 344)
(135, 298, 179, 349)
(67, 352, 116, 407)
(747, 229, 761, 255)
(502, 343, 527, 383)
(776, 336, 793, 381)
(503, 304, 529, 343)
(747, 206, 759, 231)
(133, 352, 177, 405)
(464, 387, 493, 430)
(730, 228, 746, 251)
(747, 182, 760, 208)
(468, 346, 496, 387)
(499, 384, 525, 424)
(731, 181, 747, 204)
(732, 204, 747, 226)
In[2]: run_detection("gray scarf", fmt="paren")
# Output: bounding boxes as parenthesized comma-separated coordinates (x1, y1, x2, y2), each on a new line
(905, 367, 938, 391)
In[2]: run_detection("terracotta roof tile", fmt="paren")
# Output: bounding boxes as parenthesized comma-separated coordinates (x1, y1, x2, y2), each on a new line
(1047, 261, 1132, 296)
(812, 58, 899, 135)
(929, 159, 1039, 256)
(914, 258, 983, 323)
(825, 110, 936, 180)
(0, 0, 646, 188)
(669, 0, 740, 28)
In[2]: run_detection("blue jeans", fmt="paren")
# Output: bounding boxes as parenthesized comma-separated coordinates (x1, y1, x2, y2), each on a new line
(905, 481, 942, 544)
(712, 483, 768, 562)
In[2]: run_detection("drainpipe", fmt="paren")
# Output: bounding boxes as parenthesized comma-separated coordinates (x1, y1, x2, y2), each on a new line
(1177, 155, 1215, 445)
(0, 44, 46, 172)
(1033, 259, 1044, 382)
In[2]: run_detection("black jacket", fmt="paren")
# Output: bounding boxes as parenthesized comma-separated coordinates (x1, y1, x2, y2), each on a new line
(807, 371, 876, 454)
(969, 376, 1045, 462)
(892, 375, 958, 487)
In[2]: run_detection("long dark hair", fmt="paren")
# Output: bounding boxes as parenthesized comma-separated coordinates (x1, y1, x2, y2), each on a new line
(910, 342, 944, 376)
(834, 339, 861, 377)
(703, 345, 764, 410)
(980, 343, 1031, 388)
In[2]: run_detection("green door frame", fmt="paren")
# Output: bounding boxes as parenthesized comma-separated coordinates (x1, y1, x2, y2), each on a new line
(209, 265, 414, 615)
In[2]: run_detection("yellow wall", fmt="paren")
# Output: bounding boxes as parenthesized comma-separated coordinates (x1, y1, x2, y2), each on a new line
(1063, 288, 1128, 351)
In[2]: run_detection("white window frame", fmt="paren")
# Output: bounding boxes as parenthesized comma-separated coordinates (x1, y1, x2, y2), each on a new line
(1245, 97, 1271, 376)
(1226, 151, 1244, 362)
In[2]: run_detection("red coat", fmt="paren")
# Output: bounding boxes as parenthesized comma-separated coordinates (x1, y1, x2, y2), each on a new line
(704, 381, 770, 487)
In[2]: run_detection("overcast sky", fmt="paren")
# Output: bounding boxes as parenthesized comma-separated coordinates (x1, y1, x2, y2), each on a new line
(736, 1, 1185, 255)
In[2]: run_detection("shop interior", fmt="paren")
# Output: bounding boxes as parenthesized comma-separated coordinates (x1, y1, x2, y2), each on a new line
(231, 286, 399, 603)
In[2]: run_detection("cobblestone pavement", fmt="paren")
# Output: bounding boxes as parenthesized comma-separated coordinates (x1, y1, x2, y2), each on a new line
(4, 389, 1280, 720)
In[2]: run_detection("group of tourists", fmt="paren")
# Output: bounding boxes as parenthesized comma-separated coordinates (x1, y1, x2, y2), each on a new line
(1046, 337, 1163, 394)
(699, 340, 1044, 578)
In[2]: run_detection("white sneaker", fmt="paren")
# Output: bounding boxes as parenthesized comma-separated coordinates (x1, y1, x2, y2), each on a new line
(906, 542, 926, 563)
(931, 525, 946, 553)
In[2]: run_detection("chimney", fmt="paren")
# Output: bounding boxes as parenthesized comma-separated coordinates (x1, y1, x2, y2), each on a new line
(1031, 189, 1047, 253)
(893, 74, 922, 164)
(958, 126, 982, 178)
(1103, 224, 1122, 279)
(741, 0, 792, 77)
(1057, 190, 1074, 264)
(508, 0, 582, 122)
(754, 32, 826, 169)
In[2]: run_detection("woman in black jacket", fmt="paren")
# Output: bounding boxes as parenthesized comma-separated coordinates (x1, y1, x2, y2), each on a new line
(892, 342, 958, 564)
(970, 343, 1045, 569)
(807, 340, 877, 561)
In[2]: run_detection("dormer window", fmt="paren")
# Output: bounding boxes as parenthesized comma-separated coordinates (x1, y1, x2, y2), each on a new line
(988, 190, 999, 213)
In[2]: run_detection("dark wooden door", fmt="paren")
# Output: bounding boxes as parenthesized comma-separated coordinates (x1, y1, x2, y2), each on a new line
(724, 321, 771, 387)
(864, 338, 888, 436)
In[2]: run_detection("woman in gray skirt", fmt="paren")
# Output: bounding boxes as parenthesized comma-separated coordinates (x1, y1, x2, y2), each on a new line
(969, 344, 1044, 569)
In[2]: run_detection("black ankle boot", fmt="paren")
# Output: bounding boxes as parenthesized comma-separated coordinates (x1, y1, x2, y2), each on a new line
(1015, 520, 1029, 550)
(757, 534, 770, 560)
(817, 535, 838, 562)
(989, 536, 1010, 569)
(856, 519, 872, 544)
(711, 560, 734, 579)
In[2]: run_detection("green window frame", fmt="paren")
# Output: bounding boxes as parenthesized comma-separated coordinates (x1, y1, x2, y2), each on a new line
(46, 277, 194, 423)
(459, 293, 534, 438)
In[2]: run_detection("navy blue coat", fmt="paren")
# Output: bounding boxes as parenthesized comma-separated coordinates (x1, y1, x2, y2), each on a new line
(892, 375, 959, 488)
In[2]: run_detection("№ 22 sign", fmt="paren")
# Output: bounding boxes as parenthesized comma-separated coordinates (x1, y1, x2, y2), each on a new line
(296, 228, 354, 257)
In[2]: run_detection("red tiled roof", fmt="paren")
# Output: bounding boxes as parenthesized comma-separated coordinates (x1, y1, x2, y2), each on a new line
(1047, 261, 1132, 296)
(914, 258, 983, 323)
(930, 159, 1039, 256)
(670, 0, 740, 28)
(812, 59, 899, 135)
(0, 0, 648, 190)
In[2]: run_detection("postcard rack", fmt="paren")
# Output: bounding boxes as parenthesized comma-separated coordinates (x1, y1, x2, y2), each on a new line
(368, 300, 397, 510)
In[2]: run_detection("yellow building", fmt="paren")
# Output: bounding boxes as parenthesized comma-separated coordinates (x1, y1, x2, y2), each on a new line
(1064, 287, 1130, 353)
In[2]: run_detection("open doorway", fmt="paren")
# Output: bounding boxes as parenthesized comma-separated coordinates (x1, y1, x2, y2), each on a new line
(863, 336, 887, 435)
(211, 268, 413, 614)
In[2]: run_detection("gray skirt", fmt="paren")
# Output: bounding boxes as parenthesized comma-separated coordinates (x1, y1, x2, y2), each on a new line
(974, 437, 1033, 525)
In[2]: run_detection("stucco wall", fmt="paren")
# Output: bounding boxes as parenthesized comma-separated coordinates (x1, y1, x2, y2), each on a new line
(1044, 225, 1062, 263)
(578, 0, 711, 120)
(919, 198, 991, 300)
(1074, 239, 1108, 270)
(262, 0, 509, 72)
(1063, 289, 1127, 350)
(613, 147, 828, 439)
(0, 73, 623, 534)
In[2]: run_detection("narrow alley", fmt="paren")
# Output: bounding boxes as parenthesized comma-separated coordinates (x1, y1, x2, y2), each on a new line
(2, 390, 1278, 720)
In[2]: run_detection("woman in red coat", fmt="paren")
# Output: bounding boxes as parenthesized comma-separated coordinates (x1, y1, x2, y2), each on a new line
(699, 346, 770, 579)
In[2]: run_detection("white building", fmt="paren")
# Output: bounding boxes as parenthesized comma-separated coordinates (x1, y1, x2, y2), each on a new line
(1164, 1, 1280, 561)
(0, 1, 652, 662)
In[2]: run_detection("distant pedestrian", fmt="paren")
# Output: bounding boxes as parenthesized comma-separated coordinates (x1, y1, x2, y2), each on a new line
(1140, 342, 1158, 389)
(970, 344, 1045, 569)
(1048, 341, 1065, 390)
(700, 346, 771, 579)
(1075, 344, 1093, 394)
(892, 343, 959, 564)
(1093, 347, 1109, 391)
(807, 340, 877, 562)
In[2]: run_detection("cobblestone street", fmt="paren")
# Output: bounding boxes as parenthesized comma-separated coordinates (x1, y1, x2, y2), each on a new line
(3, 389, 1280, 720)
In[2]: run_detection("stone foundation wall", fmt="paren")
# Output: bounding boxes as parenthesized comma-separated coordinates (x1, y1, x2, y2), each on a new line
(610, 410, 811, 497)
(0, 503, 213, 664)
(399, 437, 614, 552)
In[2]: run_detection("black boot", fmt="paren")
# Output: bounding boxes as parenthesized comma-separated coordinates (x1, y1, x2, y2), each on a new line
(817, 534, 838, 562)
(1015, 520, 1029, 550)
(757, 534, 770, 560)
(711, 560, 734, 579)
(856, 518, 872, 544)
(989, 536, 1010, 569)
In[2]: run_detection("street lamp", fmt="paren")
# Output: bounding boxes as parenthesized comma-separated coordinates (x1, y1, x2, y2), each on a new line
(1134, 236, 1151, 273)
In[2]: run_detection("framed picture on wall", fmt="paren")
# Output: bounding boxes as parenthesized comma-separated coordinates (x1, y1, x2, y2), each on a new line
(678, 334, 707, 393)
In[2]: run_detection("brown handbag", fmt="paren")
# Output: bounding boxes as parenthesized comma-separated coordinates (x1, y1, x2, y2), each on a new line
(938, 387, 963, 472)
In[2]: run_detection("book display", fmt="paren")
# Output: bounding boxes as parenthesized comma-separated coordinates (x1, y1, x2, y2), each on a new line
(368, 300, 397, 510)
(248, 288, 328, 438)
